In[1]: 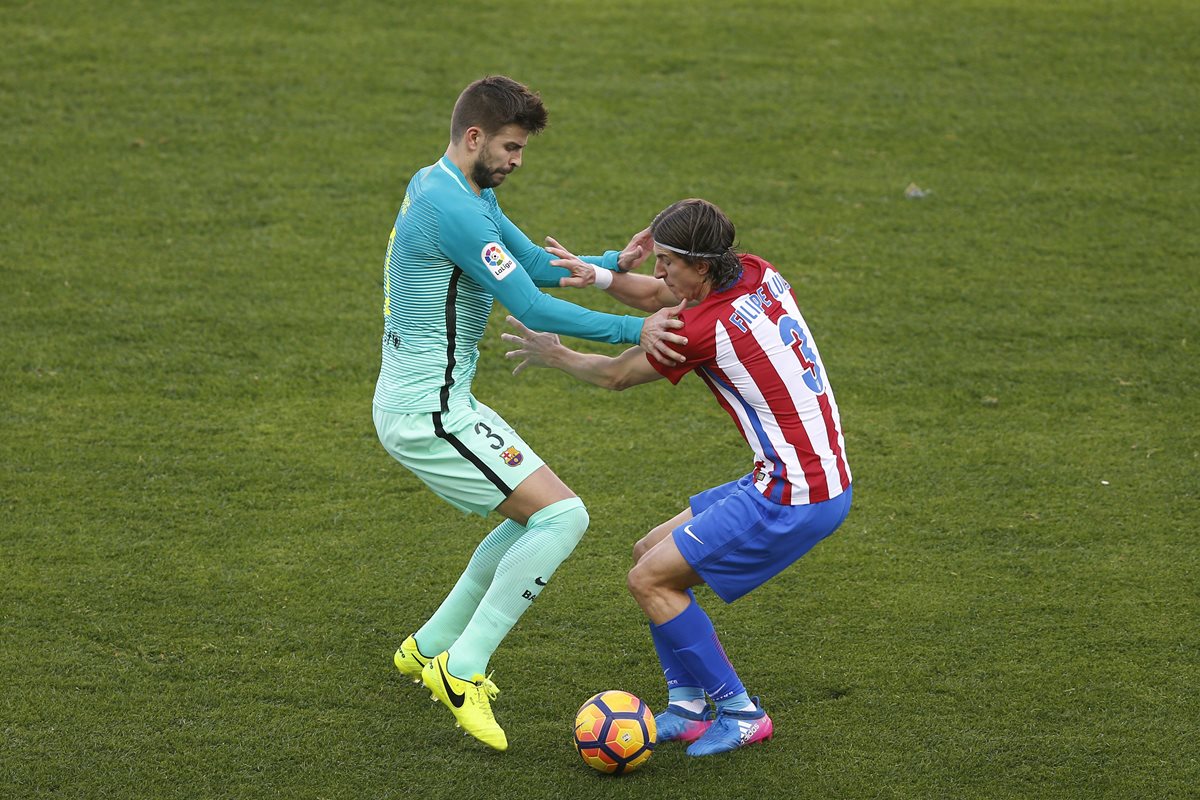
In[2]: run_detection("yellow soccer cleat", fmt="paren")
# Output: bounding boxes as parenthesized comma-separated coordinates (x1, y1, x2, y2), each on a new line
(394, 635, 431, 683)
(421, 651, 508, 752)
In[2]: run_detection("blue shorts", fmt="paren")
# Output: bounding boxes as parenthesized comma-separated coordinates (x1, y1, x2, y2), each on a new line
(672, 476, 852, 603)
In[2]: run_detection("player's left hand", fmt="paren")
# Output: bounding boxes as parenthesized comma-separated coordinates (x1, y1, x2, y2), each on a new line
(502, 315, 562, 376)
(546, 236, 596, 288)
(640, 299, 688, 364)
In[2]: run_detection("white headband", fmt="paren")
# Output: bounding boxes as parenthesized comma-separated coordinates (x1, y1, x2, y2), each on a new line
(654, 240, 725, 260)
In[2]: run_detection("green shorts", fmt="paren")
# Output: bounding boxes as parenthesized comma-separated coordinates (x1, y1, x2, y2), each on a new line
(373, 398, 545, 516)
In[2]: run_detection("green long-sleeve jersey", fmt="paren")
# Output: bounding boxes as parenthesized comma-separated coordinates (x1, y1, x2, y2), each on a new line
(373, 156, 642, 413)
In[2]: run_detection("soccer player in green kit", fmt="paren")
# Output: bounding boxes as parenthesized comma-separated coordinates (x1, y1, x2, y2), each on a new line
(373, 76, 686, 751)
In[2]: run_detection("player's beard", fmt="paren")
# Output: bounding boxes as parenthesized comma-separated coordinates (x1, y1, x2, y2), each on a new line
(471, 154, 510, 190)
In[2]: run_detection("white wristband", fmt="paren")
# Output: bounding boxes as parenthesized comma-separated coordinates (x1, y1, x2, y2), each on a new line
(591, 265, 614, 290)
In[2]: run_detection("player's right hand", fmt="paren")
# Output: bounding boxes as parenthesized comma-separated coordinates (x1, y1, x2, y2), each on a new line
(546, 236, 595, 288)
(502, 315, 563, 375)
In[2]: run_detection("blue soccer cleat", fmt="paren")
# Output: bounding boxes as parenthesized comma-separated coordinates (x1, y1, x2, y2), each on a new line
(685, 697, 774, 757)
(654, 704, 715, 743)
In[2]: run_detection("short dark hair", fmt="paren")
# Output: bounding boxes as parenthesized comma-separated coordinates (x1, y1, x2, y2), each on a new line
(450, 76, 548, 142)
(650, 199, 742, 288)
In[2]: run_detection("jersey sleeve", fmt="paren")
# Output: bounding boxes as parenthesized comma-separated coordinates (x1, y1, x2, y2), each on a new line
(495, 207, 620, 287)
(438, 203, 643, 345)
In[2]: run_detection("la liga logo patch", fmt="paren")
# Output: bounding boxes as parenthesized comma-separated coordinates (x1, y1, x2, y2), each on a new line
(482, 242, 517, 281)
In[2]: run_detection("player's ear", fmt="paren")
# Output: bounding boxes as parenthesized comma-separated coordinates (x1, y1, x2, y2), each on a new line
(465, 126, 486, 151)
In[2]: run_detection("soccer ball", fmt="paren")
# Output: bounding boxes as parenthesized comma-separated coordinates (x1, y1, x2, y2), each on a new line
(573, 690, 657, 775)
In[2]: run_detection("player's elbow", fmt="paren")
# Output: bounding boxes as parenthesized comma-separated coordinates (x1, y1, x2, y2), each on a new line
(603, 370, 638, 392)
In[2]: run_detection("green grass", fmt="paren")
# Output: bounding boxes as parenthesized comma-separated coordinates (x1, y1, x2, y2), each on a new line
(2, 1, 1197, 798)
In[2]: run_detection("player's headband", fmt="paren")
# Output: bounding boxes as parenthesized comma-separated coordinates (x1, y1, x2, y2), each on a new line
(653, 240, 725, 260)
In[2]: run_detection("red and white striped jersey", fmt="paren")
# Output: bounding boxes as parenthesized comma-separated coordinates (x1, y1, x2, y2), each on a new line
(648, 254, 851, 505)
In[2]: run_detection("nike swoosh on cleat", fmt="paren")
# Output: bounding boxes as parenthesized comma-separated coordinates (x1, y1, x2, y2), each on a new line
(683, 525, 704, 544)
(437, 660, 467, 708)
(534, 577, 547, 586)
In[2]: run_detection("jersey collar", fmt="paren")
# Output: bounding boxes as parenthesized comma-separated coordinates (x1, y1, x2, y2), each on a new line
(437, 156, 472, 195)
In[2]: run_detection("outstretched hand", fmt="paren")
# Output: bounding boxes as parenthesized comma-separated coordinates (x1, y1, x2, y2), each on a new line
(546, 236, 595, 288)
(640, 299, 689, 365)
(501, 315, 563, 376)
(617, 226, 654, 272)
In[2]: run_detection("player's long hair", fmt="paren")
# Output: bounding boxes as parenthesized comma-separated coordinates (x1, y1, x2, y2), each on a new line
(451, 76, 548, 141)
(650, 199, 742, 289)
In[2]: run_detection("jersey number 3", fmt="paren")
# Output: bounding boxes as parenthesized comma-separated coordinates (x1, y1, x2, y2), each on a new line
(778, 315, 825, 394)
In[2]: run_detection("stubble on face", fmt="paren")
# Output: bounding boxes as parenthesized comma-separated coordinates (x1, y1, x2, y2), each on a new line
(471, 155, 507, 189)
(469, 125, 528, 190)
(470, 132, 517, 190)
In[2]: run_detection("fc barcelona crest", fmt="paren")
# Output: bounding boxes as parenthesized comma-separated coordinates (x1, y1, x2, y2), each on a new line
(500, 446, 524, 467)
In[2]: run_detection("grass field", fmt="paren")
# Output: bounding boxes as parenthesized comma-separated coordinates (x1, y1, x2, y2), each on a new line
(2, 1, 1198, 798)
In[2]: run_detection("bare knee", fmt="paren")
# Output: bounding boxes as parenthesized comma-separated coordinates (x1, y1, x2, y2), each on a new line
(626, 561, 655, 608)
(633, 519, 677, 565)
(632, 535, 652, 564)
(627, 561, 697, 624)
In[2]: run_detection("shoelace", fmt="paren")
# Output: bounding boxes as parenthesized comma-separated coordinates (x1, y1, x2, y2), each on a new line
(703, 711, 744, 744)
(471, 673, 501, 720)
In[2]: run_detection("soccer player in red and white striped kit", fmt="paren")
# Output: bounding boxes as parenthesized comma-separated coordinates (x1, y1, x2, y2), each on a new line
(502, 198, 852, 756)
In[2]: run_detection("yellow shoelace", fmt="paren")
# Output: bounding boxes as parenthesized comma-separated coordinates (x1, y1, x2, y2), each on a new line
(471, 673, 501, 719)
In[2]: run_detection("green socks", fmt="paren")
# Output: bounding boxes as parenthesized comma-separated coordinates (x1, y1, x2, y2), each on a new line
(414, 517, 526, 654)
(445, 497, 589, 677)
